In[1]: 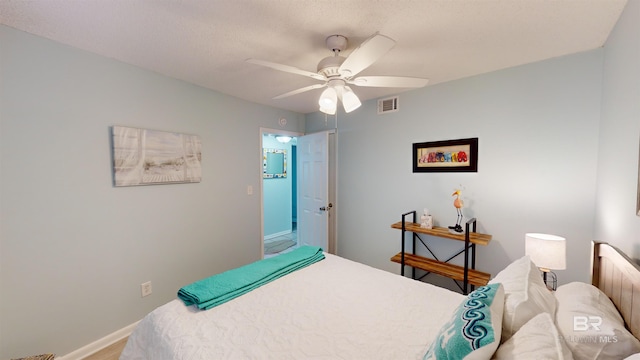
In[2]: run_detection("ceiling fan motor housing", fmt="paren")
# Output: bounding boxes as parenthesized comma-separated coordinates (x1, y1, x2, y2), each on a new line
(317, 35, 348, 78)
(317, 55, 346, 78)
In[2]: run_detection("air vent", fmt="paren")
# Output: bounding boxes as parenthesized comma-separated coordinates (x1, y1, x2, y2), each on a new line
(377, 96, 399, 114)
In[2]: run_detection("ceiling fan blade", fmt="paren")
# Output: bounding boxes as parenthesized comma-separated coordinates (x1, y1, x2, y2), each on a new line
(338, 33, 395, 78)
(349, 76, 429, 88)
(273, 83, 326, 99)
(246, 58, 326, 81)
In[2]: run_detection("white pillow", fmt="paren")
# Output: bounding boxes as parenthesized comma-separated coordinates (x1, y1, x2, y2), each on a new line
(489, 255, 557, 342)
(424, 283, 504, 360)
(555, 282, 640, 360)
(493, 312, 573, 359)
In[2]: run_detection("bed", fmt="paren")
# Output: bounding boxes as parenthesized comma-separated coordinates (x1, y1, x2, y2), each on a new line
(121, 242, 640, 359)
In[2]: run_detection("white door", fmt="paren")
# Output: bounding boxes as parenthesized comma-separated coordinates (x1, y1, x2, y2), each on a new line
(297, 131, 330, 251)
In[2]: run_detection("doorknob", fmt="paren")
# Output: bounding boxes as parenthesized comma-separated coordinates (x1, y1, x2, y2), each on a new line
(319, 203, 333, 211)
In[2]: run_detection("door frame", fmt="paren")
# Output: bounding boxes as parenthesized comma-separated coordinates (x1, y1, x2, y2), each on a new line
(295, 129, 338, 254)
(259, 127, 337, 258)
(327, 130, 337, 254)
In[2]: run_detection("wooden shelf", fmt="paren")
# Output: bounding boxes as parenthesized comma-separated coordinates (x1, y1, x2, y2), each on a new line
(390, 252, 491, 286)
(391, 214, 492, 294)
(390, 222, 492, 246)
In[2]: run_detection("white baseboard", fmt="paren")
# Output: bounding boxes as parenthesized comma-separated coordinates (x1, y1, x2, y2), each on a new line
(264, 230, 291, 240)
(57, 321, 140, 360)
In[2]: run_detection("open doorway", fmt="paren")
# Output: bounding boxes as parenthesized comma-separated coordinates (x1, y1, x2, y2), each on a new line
(260, 129, 301, 258)
(260, 128, 337, 259)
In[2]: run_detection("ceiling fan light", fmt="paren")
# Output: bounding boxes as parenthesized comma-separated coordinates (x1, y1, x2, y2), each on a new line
(342, 86, 362, 113)
(319, 104, 336, 115)
(318, 87, 337, 108)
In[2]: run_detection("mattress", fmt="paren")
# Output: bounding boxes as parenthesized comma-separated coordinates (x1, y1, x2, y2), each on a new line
(120, 253, 464, 359)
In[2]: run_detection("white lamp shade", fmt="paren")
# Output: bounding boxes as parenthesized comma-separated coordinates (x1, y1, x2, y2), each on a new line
(318, 87, 337, 111)
(319, 104, 336, 115)
(341, 86, 361, 113)
(525, 233, 566, 270)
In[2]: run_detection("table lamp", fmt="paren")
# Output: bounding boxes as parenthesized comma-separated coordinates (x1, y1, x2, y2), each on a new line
(525, 233, 566, 290)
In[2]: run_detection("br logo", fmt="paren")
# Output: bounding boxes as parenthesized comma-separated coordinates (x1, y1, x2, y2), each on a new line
(573, 316, 602, 331)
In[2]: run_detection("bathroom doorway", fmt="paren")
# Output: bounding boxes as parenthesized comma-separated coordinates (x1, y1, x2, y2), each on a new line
(261, 129, 300, 257)
(260, 128, 336, 258)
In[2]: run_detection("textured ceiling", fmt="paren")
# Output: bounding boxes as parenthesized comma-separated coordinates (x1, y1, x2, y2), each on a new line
(0, 0, 628, 114)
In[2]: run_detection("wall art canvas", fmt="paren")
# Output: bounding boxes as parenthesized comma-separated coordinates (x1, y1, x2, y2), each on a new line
(413, 137, 478, 173)
(112, 126, 202, 186)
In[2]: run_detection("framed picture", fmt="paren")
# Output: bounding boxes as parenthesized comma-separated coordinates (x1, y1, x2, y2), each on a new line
(111, 126, 202, 186)
(263, 148, 287, 178)
(413, 137, 478, 173)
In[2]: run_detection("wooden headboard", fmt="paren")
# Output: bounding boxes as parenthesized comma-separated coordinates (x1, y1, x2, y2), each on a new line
(592, 241, 640, 339)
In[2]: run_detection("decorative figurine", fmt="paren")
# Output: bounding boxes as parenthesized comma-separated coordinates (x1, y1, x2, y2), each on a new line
(420, 208, 433, 229)
(449, 189, 464, 234)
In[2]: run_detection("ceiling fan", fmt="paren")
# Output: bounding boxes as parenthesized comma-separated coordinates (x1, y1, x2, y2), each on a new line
(246, 32, 429, 114)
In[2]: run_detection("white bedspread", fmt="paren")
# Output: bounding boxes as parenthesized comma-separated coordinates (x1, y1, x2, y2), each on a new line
(120, 253, 464, 360)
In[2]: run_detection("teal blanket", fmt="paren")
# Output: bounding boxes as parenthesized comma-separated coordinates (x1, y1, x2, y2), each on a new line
(178, 246, 324, 310)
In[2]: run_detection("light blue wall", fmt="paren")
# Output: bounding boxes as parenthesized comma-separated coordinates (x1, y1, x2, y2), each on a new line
(262, 135, 293, 237)
(2, 1, 638, 356)
(595, 0, 640, 258)
(0, 25, 304, 358)
(307, 49, 604, 290)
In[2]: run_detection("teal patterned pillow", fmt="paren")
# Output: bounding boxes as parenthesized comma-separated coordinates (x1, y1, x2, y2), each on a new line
(424, 283, 504, 360)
